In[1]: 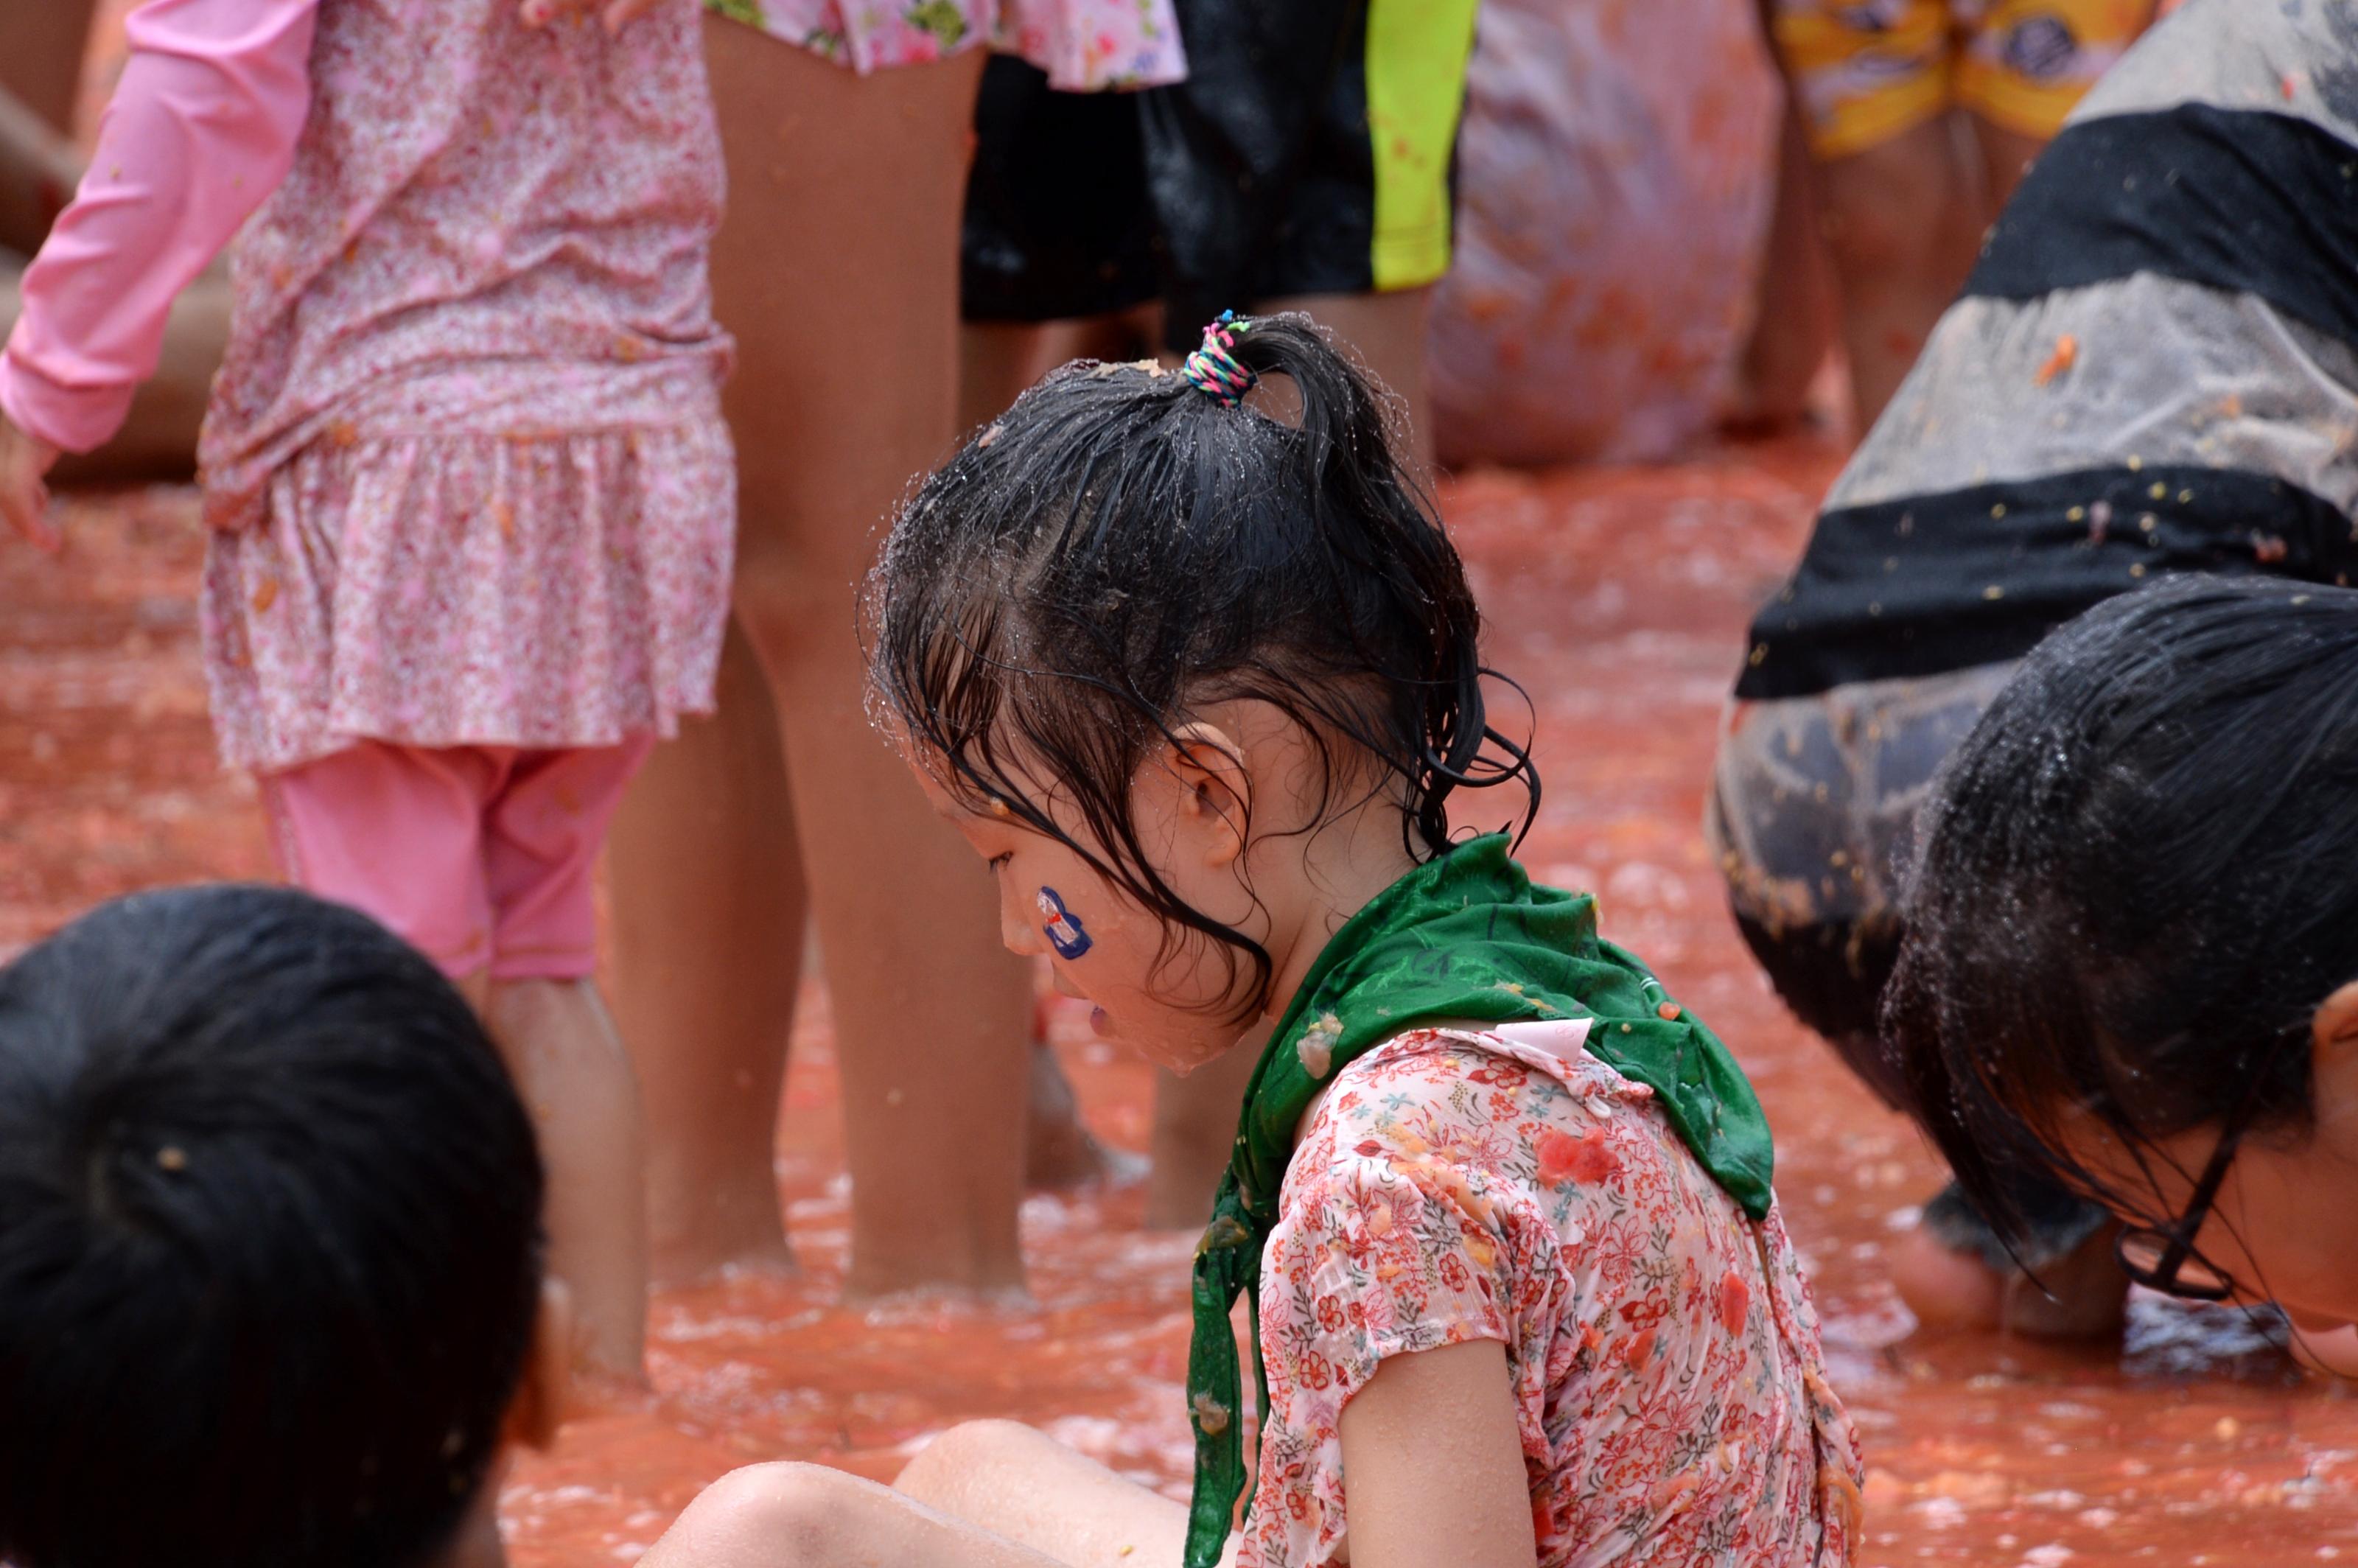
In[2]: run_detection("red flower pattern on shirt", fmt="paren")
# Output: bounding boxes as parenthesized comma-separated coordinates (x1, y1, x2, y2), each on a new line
(1239, 1026, 1863, 1568)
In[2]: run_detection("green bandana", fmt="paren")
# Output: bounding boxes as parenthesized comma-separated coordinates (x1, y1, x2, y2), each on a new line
(1180, 835, 1775, 1567)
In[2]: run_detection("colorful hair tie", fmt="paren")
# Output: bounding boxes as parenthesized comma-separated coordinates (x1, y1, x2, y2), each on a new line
(1181, 311, 1256, 408)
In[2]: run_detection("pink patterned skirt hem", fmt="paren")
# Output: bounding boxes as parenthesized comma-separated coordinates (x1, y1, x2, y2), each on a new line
(705, 0, 1186, 90)
(202, 416, 735, 773)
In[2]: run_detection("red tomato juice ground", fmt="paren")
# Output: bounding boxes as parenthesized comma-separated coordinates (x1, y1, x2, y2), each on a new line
(7, 441, 2358, 1567)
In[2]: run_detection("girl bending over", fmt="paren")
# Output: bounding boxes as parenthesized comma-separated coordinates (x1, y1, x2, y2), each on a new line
(643, 315, 1862, 1568)
(1886, 577, 2358, 1357)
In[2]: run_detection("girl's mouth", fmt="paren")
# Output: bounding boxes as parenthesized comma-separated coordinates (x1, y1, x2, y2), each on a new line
(1089, 1006, 1113, 1038)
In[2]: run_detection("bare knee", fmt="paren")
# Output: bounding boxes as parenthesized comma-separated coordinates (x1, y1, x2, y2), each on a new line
(731, 550, 859, 680)
(1817, 172, 1948, 279)
(489, 976, 618, 1053)
(646, 1463, 872, 1567)
(486, 979, 640, 1107)
(894, 1418, 1052, 1507)
(452, 967, 494, 1018)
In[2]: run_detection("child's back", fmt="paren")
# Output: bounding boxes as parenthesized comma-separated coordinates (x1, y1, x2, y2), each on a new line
(1, 0, 732, 1381)
(206, 0, 730, 505)
(0, 883, 548, 1568)
(1262, 1008, 1853, 1564)
(202, 0, 734, 772)
(6, 0, 735, 774)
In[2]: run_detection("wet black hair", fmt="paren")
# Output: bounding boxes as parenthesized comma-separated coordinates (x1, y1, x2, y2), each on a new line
(864, 313, 1538, 1018)
(1883, 576, 2358, 1245)
(0, 884, 545, 1568)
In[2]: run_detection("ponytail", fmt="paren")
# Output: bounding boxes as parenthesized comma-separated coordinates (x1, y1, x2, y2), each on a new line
(865, 312, 1540, 1019)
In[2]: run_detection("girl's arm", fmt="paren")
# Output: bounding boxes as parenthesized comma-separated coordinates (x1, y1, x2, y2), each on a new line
(0, 0, 318, 532)
(1337, 1338, 1540, 1568)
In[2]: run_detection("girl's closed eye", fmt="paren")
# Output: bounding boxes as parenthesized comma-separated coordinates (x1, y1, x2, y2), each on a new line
(987, 853, 1013, 874)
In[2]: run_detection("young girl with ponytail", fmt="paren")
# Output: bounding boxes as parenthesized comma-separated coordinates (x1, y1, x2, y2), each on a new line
(640, 314, 1864, 1568)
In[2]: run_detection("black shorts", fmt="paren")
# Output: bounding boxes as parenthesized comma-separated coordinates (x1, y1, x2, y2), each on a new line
(960, 0, 1478, 352)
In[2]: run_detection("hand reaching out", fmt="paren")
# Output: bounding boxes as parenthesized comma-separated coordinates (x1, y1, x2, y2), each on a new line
(0, 415, 60, 553)
(519, 0, 677, 32)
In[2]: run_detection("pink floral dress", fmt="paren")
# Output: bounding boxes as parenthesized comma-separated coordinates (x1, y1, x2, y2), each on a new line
(704, 0, 1186, 89)
(1242, 1021, 1863, 1568)
(4, 0, 735, 775)
(199, 1, 736, 772)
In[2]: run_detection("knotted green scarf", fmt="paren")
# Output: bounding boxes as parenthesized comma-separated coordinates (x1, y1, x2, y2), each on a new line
(1180, 835, 1775, 1567)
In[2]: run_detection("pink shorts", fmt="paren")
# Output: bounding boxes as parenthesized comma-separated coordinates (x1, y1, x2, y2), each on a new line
(259, 738, 654, 982)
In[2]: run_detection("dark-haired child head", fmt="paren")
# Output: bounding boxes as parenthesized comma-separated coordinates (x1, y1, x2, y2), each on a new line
(1884, 576, 2358, 1329)
(0, 883, 562, 1568)
(866, 315, 1536, 1071)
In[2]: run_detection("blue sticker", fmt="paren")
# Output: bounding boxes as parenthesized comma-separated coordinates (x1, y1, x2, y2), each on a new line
(1038, 886, 1093, 960)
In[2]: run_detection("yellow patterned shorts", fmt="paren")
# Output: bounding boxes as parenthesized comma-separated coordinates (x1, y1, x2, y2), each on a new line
(1771, 0, 2153, 158)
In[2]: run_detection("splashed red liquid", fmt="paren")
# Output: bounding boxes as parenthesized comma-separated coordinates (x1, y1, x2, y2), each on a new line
(9, 444, 2358, 1566)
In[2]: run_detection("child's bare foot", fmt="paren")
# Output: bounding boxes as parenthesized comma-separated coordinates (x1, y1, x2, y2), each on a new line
(564, 1358, 659, 1421)
(1024, 1036, 1142, 1191)
(1889, 1219, 2006, 1331)
(648, 1203, 798, 1290)
(1892, 1209, 2128, 1340)
(2289, 1320, 2358, 1381)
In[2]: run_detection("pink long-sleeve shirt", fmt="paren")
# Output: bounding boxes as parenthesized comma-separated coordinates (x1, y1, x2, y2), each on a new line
(1, 0, 318, 454)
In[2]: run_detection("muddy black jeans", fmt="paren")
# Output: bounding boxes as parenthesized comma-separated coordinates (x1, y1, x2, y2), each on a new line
(1705, 663, 2109, 1271)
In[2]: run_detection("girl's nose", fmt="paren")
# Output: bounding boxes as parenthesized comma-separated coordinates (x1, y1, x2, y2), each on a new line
(1001, 886, 1047, 958)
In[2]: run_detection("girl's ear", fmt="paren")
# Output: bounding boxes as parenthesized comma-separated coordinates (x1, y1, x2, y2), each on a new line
(2309, 981, 2358, 1147)
(2314, 980, 2358, 1065)
(1163, 721, 1252, 867)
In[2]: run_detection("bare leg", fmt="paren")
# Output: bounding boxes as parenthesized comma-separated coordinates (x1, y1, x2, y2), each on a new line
(607, 621, 805, 1287)
(487, 978, 649, 1381)
(1970, 116, 2048, 211)
(641, 1464, 1061, 1568)
(2292, 1323, 2358, 1382)
(0, 0, 96, 138)
(1144, 1041, 1257, 1229)
(960, 312, 1161, 433)
(609, 503, 1118, 1264)
(895, 1421, 1197, 1566)
(1890, 1214, 2127, 1340)
(0, 83, 82, 253)
(961, 315, 1159, 1195)
(640, 1424, 1200, 1568)
(960, 321, 1060, 433)
(1264, 286, 1435, 472)
(1808, 115, 1982, 432)
(705, 21, 1029, 1298)
(1725, 92, 1839, 435)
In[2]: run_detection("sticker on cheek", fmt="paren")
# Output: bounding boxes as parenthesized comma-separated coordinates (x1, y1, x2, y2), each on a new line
(1038, 886, 1093, 960)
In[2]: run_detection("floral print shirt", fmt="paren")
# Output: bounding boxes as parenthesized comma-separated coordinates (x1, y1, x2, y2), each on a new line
(1240, 1021, 1862, 1568)
(704, 0, 1185, 89)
